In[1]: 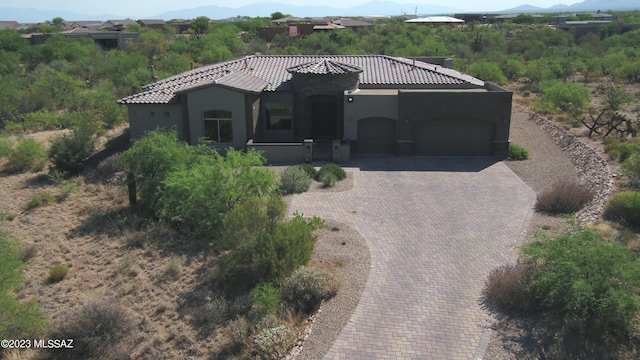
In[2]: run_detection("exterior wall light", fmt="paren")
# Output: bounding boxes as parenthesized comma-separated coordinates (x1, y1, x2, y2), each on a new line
(347, 97, 354, 103)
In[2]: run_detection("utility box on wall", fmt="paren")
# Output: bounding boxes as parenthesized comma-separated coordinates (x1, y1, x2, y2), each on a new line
(304, 139, 313, 163)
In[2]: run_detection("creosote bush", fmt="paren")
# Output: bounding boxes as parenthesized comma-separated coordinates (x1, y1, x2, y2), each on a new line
(604, 191, 640, 228)
(4, 137, 47, 174)
(315, 163, 346, 182)
(536, 180, 593, 214)
(280, 267, 339, 315)
(48, 122, 96, 174)
(280, 165, 312, 194)
(508, 143, 530, 160)
(26, 192, 56, 210)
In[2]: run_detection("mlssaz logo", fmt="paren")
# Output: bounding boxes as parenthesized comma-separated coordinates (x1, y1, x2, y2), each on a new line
(35, 339, 74, 349)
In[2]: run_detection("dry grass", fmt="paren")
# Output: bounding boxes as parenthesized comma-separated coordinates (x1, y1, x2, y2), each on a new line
(0, 143, 361, 359)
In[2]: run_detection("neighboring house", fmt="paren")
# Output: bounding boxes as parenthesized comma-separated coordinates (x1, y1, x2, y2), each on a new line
(63, 21, 103, 30)
(100, 19, 137, 31)
(549, 12, 617, 24)
(25, 29, 139, 50)
(405, 16, 465, 26)
(0, 21, 20, 30)
(118, 55, 512, 163)
(136, 19, 166, 30)
(333, 18, 374, 29)
(557, 21, 640, 38)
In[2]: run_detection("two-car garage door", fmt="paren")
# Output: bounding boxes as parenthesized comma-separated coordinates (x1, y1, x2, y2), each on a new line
(413, 119, 495, 156)
(357, 117, 495, 156)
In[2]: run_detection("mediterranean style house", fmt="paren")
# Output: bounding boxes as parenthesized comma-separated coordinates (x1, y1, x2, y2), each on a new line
(118, 55, 513, 163)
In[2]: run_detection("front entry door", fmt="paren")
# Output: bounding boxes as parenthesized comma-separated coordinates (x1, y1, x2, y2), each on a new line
(311, 100, 338, 139)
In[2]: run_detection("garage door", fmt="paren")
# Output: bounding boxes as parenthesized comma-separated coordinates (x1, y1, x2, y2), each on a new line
(357, 117, 396, 154)
(413, 119, 495, 156)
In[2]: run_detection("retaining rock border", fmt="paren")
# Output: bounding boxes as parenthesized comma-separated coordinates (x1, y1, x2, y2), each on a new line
(526, 112, 613, 225)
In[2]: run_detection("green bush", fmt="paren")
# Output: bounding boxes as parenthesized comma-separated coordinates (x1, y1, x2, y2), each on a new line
(280, 267, 339, 314)
(604, 191, 640, 227)
(536, 180, 593, 214)
(315, 163, 346, 182)
(48, 264, 69, 283)
(533, 80, 591, 115)
(0, 232, 47, 341)
(296, 163, 317, 179)
(4, 137, 47, 174)
(47, 298, 134, 360)
(522, 229, 640, 336)
(508, 143, 530, 160)
(280, 165, 312, 194)
(251, 283, 281, 319)
(319, 172, 337, 188)
(252, 324, 294, 360)
(27, 191, 56, 210)
(0, 138, 12, 158)
(48, 122, 96, 174)
(220, 197, 323, 293)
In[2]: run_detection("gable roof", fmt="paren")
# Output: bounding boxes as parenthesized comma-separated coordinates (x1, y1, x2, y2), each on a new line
(118, 55, 484, 105)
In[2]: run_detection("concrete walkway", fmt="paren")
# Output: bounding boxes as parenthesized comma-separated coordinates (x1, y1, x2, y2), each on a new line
(289, 157, 536, 359)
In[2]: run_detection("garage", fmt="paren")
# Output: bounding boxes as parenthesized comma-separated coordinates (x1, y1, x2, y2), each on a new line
(413, 119, 495, 156)
(357, 117, 397, 154)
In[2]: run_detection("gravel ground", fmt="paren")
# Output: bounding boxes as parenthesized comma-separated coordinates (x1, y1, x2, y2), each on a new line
(293, 112, 583, 360)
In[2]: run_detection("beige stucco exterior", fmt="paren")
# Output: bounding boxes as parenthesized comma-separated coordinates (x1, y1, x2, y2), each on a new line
(127, 104, 184, 140)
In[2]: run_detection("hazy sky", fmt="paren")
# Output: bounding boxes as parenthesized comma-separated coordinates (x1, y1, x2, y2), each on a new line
(1, 0, 583, 16)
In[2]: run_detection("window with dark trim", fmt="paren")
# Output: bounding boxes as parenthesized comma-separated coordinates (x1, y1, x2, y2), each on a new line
(265, 102, 292, 130)
(203, 110, 233, 143)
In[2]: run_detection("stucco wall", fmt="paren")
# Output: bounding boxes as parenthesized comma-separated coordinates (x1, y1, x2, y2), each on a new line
(127, 104, 184, 140)
(343, 90, 399, 140)
(186, 86, 247, 149)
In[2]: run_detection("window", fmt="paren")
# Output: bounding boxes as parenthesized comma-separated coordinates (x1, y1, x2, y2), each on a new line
(265, 102, 292, 130)
(203, 110, 233, 143)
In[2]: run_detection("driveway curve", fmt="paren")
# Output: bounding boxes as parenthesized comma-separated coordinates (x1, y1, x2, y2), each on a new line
(289, 157, 536, 359)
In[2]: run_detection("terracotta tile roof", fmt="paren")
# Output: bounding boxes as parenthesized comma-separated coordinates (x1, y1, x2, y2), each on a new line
(287, 59, 363, 75)
(118, 55, 484, 105)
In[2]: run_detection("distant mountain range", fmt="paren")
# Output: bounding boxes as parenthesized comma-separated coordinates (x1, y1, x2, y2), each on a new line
(1, 0, 639, 23)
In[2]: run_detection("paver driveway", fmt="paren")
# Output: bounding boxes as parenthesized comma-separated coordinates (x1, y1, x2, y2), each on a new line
(289, 157, 536, 360)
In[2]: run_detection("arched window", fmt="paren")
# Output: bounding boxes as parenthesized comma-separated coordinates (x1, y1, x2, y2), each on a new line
(203, 110, 233, 143)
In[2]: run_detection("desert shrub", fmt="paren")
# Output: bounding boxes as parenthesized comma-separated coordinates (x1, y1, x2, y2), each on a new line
(251, 283, 282, 320)
(227, 315, 253, 348)
(157, 150, 276, 236)
(536, 180, 593, 214)
(4, 137, 47, 174)
(220, 197, 323, 293)
(296, 163, 317, 179)
(319, 172, 337, 188)
(20, 244, 37, 262)
(26, 191, 56, 210)
(192, 293, 229, 329)
(47, 297, 134, 360)
(0, 138, 12, 158)
(604, 191, 640, 227)
(48, 122, 96, 174)
(533, 80, 591, 115)
(623, 152, 640, 184)
(280, 165, 312, 194)
(508, 143, 530, 160)
(604, 138, 638, 163)
(252, 324, 295, 360)
(164, 257, 182, 279)
(280, 267, 339, 314)
(48, 264, 69, 283)
(57, 180, 78, 202)
(522, 229, 640, 336)
(96, 152, 124, 177)
(315, 163, 346, 182)
(480, 263, 536, 313)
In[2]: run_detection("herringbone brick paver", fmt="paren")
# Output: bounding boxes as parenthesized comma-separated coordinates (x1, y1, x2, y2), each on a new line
(289, 157, 536, 360)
